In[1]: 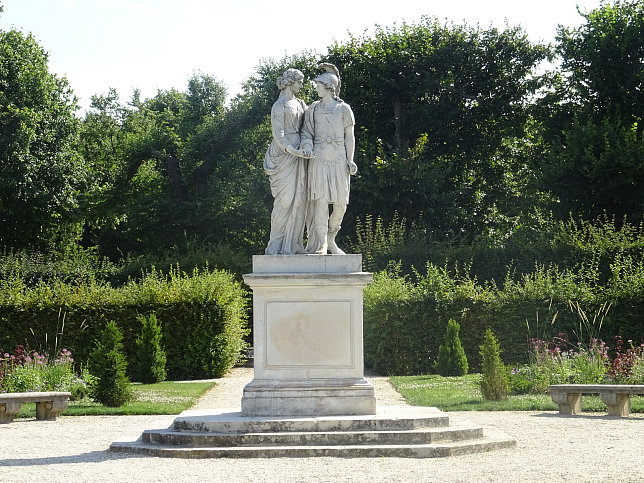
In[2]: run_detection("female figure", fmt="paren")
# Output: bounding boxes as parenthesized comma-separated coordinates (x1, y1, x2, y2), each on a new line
(301, 64, 358, 254)
(263, 68, 310, 255)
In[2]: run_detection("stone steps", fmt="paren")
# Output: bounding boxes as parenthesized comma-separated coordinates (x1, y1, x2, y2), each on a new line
(110, 406, 516, 458)
(141, 425, 484, 447)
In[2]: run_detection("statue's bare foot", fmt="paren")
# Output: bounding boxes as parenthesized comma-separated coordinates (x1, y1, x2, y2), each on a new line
(328, 241, 345, 255)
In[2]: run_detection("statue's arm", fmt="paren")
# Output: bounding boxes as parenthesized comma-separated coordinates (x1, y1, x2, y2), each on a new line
(343, 104, 357, 175)
(300, 102, 315, 153)
(345, 125, 357, 175)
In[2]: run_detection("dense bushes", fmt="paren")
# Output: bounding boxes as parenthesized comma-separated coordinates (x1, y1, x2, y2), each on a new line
(363, 253, 644, 375)
(0, 240, 252, 287)
(350, 213, 644, 285)
(0, 267, 249, 380)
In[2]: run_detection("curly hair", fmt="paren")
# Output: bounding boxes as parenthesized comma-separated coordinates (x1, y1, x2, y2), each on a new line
(276, 68, 304, 90)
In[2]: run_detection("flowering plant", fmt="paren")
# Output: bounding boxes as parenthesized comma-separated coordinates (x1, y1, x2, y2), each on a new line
(0, 345, 88, 398)
(508, 333, 644, 394)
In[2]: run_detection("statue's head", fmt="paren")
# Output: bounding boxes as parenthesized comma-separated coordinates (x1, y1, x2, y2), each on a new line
(313, 72, 339, 96)
(277, 68, 304, 91)
(313, 63, 341, 100)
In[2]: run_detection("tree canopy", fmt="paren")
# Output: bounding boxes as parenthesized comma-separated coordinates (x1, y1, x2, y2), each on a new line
(0, 27, 85, 249)
(1, 1, 641, 260)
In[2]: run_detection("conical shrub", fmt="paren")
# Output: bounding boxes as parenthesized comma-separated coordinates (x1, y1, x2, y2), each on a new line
(135, 313, 167, 383)
(479, 328, 509, 400)
(89, 321, 132, 407)
(436, 319, 469, 376)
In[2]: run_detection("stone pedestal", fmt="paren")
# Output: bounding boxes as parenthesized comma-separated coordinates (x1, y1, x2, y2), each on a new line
(241, 254, 375, 416)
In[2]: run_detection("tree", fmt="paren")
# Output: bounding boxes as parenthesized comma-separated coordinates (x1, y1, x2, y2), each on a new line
(79, 74, 230, 255)
(80, 56, 319, 258)
(541, 1, 644, 223)
(325, 18, 550, 239)
(557, 1, 643, 128)
(0, 27, 86, 249)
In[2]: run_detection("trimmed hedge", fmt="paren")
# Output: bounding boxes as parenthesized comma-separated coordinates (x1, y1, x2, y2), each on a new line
(0, 267, 249, 380)
(364, 261, 644, 375)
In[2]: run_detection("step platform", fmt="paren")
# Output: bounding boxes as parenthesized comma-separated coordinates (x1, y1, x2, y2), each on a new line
(110, 406, 515, 458)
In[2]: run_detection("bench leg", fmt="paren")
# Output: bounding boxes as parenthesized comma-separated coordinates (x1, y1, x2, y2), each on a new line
(551, 392, 582, 415)
(600, 393, 631, 417)
(0, 402, 23, 424)
(35, 399, 69, 421)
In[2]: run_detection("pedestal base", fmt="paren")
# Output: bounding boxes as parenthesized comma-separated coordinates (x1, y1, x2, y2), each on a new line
(242, 378, 376, 417)
(242, 254, 374, 417)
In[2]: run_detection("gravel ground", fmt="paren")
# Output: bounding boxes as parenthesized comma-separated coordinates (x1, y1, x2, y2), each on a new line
(1, 367, 643, 483)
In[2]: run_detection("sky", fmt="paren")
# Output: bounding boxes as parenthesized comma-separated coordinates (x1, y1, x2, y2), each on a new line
(1, 0, 605, 112)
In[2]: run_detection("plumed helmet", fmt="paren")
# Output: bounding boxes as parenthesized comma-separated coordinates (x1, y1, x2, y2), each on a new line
(314, 63, 341, 97)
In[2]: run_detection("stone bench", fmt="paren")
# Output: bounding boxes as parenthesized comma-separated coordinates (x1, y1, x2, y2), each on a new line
(550, 384, 644, 417)
(0, 391, 71, 423)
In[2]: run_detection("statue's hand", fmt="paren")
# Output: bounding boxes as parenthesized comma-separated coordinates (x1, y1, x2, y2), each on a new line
(287, 145, 314, 159)
(348, 160, 358, 175)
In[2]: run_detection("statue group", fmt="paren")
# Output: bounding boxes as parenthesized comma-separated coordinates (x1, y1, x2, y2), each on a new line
(264, 64, 358, 256)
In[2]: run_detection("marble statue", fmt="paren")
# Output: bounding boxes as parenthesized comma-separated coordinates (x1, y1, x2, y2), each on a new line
(263, 68, 311, 255)
(300, 63, 357, 255)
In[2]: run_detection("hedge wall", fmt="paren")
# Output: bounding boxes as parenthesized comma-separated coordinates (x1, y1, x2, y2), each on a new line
(364, 262, 644, 375)
(0, 268, 249, 380)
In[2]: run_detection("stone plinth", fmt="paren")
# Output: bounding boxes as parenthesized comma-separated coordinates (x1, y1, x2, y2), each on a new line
(241, 254, 375, 416)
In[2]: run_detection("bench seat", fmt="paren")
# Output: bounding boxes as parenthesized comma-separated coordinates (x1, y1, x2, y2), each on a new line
(549, 384, 644, 417)
(0, 391, 71, 423)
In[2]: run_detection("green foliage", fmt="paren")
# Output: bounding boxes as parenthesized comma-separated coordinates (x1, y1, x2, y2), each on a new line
(0, 267, 249, 380)
(135, 313, 166, 384)
(88, 321, 133, 407)
(508, 334, 644, 394)
(0, 347, 88, 398)
(435, 319, 469, 376)
(327, 17, 550, 237)
(0, 27, 85, 250)
(541, 1, 644, 224)
(363, 247, 644, 377)
(479, 329, 509, 401)
(363, 213, 644, 377)
(556, 0, 643, 125)
(0, 246, 119, 286)
(352, 212, 644, 289)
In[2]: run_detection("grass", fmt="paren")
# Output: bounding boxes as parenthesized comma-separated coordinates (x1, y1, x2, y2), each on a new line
(389, 373, 644, 412)
(16, 381, 216, 417)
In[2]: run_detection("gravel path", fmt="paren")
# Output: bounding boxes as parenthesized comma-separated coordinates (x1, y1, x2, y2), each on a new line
(1, 367, 643, 482)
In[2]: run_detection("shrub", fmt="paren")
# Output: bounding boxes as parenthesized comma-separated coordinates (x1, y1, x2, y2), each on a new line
(0, 267, 249, 379)
(88, 321, 132, 407)
(135, 313, 167, 384)
(435, 319, 469, 376)
(479, 329, 509, 400)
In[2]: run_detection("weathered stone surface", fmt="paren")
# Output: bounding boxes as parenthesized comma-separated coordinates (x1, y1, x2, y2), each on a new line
(242, 255, 374, 416)
(109, 406, 516, 458)
(252, 254, 362, 273)
(0, 391, 71, 423)
(550, 384, 644, 417)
